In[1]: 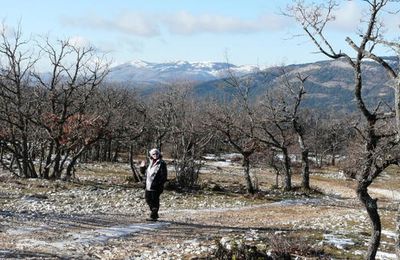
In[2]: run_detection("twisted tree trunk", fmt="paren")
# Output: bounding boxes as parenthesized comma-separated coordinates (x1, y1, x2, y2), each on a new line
(357, 183, 381, 259)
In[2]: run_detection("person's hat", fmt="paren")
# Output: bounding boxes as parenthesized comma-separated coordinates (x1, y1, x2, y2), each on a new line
(149, 148, 160, 156)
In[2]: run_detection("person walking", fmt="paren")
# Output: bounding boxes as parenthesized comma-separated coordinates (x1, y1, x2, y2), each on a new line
(140, 148, 168, 221)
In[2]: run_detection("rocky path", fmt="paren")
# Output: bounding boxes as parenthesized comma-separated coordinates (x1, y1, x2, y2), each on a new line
(0, 192, 376, 259)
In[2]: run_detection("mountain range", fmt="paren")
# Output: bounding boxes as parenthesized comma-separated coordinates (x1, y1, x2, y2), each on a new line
(107, 60, 258, 83)
(106, 57, 398, 111)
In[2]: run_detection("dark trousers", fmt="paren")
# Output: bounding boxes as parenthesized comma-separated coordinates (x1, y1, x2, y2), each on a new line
(145, 190, 161, 219)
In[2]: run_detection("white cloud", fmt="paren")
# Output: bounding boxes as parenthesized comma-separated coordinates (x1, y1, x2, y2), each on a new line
(114, 12, 160, 37)
(331, 1, 362, 32)
(62, 10, 290, 37)
(329, 1, 400, 38)
(162, 11, 290, 35)
(69, 35, 90, 48)
(381, 5, 400, 34)
(61, 12, 159, 37)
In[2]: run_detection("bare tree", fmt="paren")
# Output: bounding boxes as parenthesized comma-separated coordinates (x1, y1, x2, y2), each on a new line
(89, 85, 147, 182)
(145, 88, 175, 153)
(256, 89, 295, 191)
(208, 71, 259, 194)
(148, 83, 213, 190)
(32, 37, 109, 179)
(0, 24, 39, 178)
(279, 70, 311, 190)
(288, 0, 400, 258)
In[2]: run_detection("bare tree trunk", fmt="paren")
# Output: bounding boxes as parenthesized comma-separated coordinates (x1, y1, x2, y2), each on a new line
(243, 155, 255, 194)
(43, 141, 54, 179)
(102, 141, 107, 162)
(156, 136, 163, 154)
(317, 153, 323, 168)
(94, 143, 101, 161)
(107, 138, 112, 161)
(112, 142, 119, 162)
(52, 143, 62, 179)
(395, 82, 400, 141)
(331, 145, 336, 166)
(21, 135, 30, 178)
(65, 158, 77, 180)
(296, 132, 310, 190)
(0, 142, 3, 166)
(129, 144, 142, 182)
(38, 143, 45, 178)
(357, 184, 381, 260)
(65, 148, 85, 180)
(9, 155, 18, 175)
(271, 163, 280, 187)
(301, 149, 310, 190)
(282, 148, 292, 191)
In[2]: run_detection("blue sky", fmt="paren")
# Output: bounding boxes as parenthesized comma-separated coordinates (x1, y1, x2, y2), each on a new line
(1, 0, 399, 68)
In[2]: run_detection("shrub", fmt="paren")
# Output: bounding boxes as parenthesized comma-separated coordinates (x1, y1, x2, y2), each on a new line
(212, 235, 328, 260)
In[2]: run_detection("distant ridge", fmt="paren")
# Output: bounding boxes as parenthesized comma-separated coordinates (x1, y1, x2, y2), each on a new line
(105, 57, 398, 111)
(107, 60, 259, 83)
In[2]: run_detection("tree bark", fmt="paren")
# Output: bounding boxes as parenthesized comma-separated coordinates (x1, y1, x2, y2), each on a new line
(301, 149, 310, 190)
(243, 155, 255, 194)
(331, 145, 336, 166)
(357, 184, 381, 260)
(282, 148, 292, 191)
(112, 142, 119, 162)
(129, 144, 142, 182)
(295, 130, 310, 190)
(52, 144, 62, 179)
(395, 81, 400, 141)
(43, 141, 54, 179)
(22, 136, 35, 178)
(65, 147, 85, 180)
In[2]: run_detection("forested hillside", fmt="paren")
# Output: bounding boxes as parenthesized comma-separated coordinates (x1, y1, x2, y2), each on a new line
(107, 57, 396, 111)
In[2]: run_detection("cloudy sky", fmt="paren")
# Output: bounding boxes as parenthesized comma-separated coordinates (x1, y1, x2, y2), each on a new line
(1, 0, 399, 67)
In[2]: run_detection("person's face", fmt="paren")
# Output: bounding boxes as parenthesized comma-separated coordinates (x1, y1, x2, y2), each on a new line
(150, 152, 159, 160)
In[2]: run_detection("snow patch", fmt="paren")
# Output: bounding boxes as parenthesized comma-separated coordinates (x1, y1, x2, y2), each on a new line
(6, 226, 44, 235)
(323, 233, 355, 249)
(331, 59, 352, 69)
(381, 230, 396, 239)
(271, 198, 325, 206)
(206, 161, 234, 168)
(376, 251, 397, 260)
(17, 222, 169, 250)
(369, 188, 400, 200)
(129, 60, 153, 68)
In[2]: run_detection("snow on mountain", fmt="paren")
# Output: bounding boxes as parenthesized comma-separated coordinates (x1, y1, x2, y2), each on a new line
(106, 60, 258, 83)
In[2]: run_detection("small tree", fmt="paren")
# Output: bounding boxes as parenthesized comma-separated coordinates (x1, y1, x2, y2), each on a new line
(208, 70, 259, 194)
(32, 37, 109, 179)
(0, 24, 39, 178)
(256, 90, 295, 191)
(92, 85, 147, 182)
(153, 83, 213, 190)
(279, 70, 311, 190)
